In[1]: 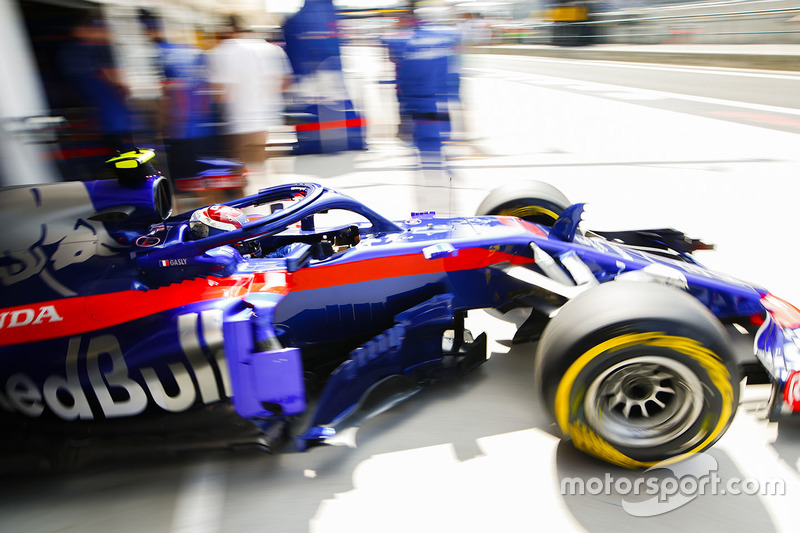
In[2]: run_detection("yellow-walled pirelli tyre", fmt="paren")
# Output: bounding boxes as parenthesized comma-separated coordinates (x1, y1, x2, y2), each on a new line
(476, 180, 570, 227)
(534, 281, 739, 469)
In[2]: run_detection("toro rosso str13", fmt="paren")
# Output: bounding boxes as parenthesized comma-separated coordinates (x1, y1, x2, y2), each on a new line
(1, 149, 798, 469)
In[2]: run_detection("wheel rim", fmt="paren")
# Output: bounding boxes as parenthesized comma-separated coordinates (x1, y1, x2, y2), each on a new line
(584, 356, 704, 449)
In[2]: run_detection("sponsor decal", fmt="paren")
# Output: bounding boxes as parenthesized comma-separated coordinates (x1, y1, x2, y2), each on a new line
(160, 258, 188, 267)
(0, 305, 63, 329)
(0, 311, 231, 420)
(0, 183, 121, 297)
(136, 236, 161, 247)
(0, 272, 286, 347)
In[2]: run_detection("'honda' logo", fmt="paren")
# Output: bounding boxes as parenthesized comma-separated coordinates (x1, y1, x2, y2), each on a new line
(0, 305, 63, 329)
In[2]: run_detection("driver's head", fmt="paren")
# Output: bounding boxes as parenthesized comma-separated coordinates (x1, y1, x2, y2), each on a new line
(189, 205, 248, 240)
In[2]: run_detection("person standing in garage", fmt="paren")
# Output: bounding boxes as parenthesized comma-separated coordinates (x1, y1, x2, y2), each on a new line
(138, 9, 215, 190)
(208, 15, 292, 196)
(59, 10, 139, 169)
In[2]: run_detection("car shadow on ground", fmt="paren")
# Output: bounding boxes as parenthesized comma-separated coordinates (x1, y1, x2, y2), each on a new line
(0, 338, 551, 532)
(771, 421, 800, 475)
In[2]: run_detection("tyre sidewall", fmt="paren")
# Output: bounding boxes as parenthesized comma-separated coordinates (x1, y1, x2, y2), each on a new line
(535, 282, 739, 468)
(554, 330, 738, 467)
(476, 181, 570, 226)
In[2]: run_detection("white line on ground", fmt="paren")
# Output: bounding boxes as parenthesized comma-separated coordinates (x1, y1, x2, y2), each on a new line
(464, 65, 800, 116)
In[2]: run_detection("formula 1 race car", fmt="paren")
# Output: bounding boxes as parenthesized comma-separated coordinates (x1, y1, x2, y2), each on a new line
(1, 149, 798, 469)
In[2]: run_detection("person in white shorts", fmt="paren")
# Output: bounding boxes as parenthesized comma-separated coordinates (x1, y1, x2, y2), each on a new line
(209, 16, 292, 196)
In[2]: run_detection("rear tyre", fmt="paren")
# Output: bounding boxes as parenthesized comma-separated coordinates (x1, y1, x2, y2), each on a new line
(476, 180, 570, 227)
(535, 281, 739, 468)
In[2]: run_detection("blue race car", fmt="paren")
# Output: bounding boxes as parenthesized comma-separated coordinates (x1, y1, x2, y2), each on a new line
(1, 149, 797, 469)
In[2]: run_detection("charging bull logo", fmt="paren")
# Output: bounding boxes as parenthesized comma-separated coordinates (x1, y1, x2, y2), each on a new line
(0, 183, 120, 297)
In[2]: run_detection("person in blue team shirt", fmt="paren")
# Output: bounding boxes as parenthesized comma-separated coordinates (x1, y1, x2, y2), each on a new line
(139, 9, 215, 185)
(59, 11, 139, 165)
(282, 0, 365, 154)
(283, 0, 344, 79)
(383, 8, 460, 169)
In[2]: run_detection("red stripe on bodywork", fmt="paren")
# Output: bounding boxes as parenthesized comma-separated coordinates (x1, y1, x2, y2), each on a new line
(0, 272, 288, 347)
(0, 247, 531, 346)
(291, 247, 533, 292)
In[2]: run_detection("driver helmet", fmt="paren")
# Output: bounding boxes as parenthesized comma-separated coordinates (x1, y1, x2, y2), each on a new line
(189, 204, 248, 240)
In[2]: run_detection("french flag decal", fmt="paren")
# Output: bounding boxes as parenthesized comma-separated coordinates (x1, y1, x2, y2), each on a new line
(159, 260, 169, 267)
